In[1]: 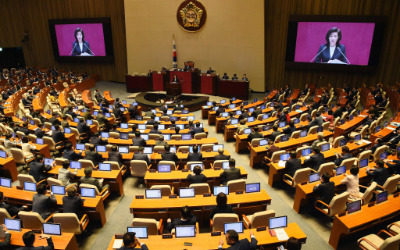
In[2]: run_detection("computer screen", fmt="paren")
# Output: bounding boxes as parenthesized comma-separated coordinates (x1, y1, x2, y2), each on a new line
(243, 128, 251, 134)
(99, 163, 111, 171)
(212, 145, 224, 153)
(317, 127, 323, 133)
(175, 225, 196, 238)
(340, 119, 345, 125)
(279, 122, 286, 128)
(4, 218, 21, 231)
(309, 173, 320, 183)
(101, 132, 109, 138)
(96, 145, 106, 152)
(347, 200, 362, 214)
(269, 216, 287, 229)
(339, 139, 347, 147)
(376, 126, 380, 132)
(281, 136, 289, 142)
(122, 100, 127, 104)
(81, 187, 96, 198)
(224, 222, 243, 234)
(220, 99, 226, 104)
(73, 118, 79, 123)
(321, 143, 330, 152)
(158, 124, 165, 130)
(0, 151, 7, 158)
(132, 102, 138, 106)
(360, 158, 368, 168)
(221, 112, 229, 118)
(47, 109, 51, 114)
(64, 127, 71, 134)
(120, 123, 129, 129)
(179, 188, 195, 198)
(245, 183, 260, 193)
(145, 189, 162, 199)
(51, 185, 65, 195)
(119, 146, 129, 154)
(120, 133, 129, 140)
(253, 98, 258, 103)
(380, 152, 388, 160)
(36, 138, 44, 145)
(376, 191, 388, 204)
(43, 223, 61, 236)
(300, 130, 307, 138)
(24, 182, 37, 192)
(182, 134, 191, 140)
(176, 124, 185, 130)
(207, 102, 212, 106)
(127, 227, 148, 239)
(213, 186, 229, 196)
(302, 148, 311, 156)
(30, 120, 35, 126)
(355, 134, 361, 141)
(231, 119, 239, 125)
(76, 143, 85, 150)
(182, 110, 189, 114)
(189, 163, 203, 171)
(249, 107, 255, 113)
(105, 113, 111, 118)
(138, 124, 146, 130)
(157, 164, 171, 173)
(263, 114, 269, 120)
(280, 153, 290, 161)
(294, 118, 300, 124)
(141, 134, 149, 141)
(120, 107, 125, 112)
(143, 147, 153, 154)
(263, 125, 270, 131)
(170, 146, 177, 153)
(0, 178, 11, 188)
(135, 116, 143, 121)
(229, 104, 235, 109)
(259, 139, 267, 146)
(247, 117, 255, 122)
(222, 161, 230, 170)
(93, 111, 99, 116)
(349, 115, 354, 121)
(260, 105, 266, 110)
(213, 107, 219, 111)
(236, 111, 242, 116)
(336, 166, 346, 175)
(70, 161, 81, 169)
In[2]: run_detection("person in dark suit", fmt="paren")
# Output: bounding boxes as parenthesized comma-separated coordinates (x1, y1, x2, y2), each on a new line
(77, 118, 90, 134)
(209, 192, 235, 219)
(19, 122, 30, 135)
(85, 144, 103, 166)
(71, 28, 93, 56)
(166, 206, 197, 232)
(149, 123, 162, 134)
(187, 165, 207, 183)
(221, 73, 229, 80)
(220, 159, 241, 185)
(132, 146, 150, 165)
(17, 231, 54, 250)
(191, 122, 204, 135)
(216, 105, 225, 117)
(29, 154, 52, 182)
(334, 146, 352, 166)
(161, 144, 179, 162)
(270, 124, 281, 142)
(145, 113, 157, 126)
(309, 112, 324, 129)
(313, 173, 335, 207)
(304, 147, 325, 171)
(285, 151, 301, 177)
(283, 120, 296, 137)
(65, 106, 77, 119)
(314, 27, 348, 64)
(367, 160, 391, 187)
(172, 74, 179, 83)
(79, 166, 109, 192)
(187, 145, 203, 162)
(117, 232, 148, 250)
(0, 192, 26, 217)
(89, 132, 108, 146)
(155, 135, 168, 147)
(247, 126, 263, 142)
(63, 142, 82, 162)
(374, 92, 384, 106)
(214, 147, 230, 161)
(35, 124, 45, 138)
(51, 124, 66, 144)
(369, 138, 383, 154)
(32, 183, 57, 220)
(109, 145, 123, 165)
(62, 186, 83, 219)
(218, 230, 257, 250)
(0, 224, 11, 249)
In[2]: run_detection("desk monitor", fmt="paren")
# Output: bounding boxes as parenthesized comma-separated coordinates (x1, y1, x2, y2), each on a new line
(279, 122, 286, 128)
(221, 112, 229, 118)
(302, 148, 311, 156)
(0, 151, 7, 159)
(158, 124, 165, 130)
(321, 143, 330, 152)
(336, 166, 346, 176)
(99, 163, 111, 171)
(122, 100, 127, 104)
(157, 164, 171, 173)
(263, 114, 269, 120)
(207, 102, 212, 106)
(120, 123, 129, 129)
(262, 125, 270, 131)
(213, 144, 224, 152)
(281, 135, 289, 142)
(85, 119, 93, 125)
(280, 153, 290, 161)
(347, 200, 362, 214)
(170, 146, 177, 153)
(30, 120, 35, 126)
(243, 101, 248, 106)
(119, 146, 129, 154)
(93, 111, 99, 116)
(96, 145, 106, 152)
(259, 139, 267, 146)
(243, 128, 251, 135)
(349, 115, 354, 120)
(260, 104, 266, 110)
(213, 186, 229, 196)
(44, 158, 54, 166)
(247, 117, 255, 122)
(36, 138, 44, 145)
(81, 187, 96, 198)
(339, 139, 347, 147)
(309, 173, 320, 183)
(76, 143, 85, 151)
(253, 98, 258, 103)
(224, 222, 243, 234)
(269, 216, 287, 229)
(24, 182, 37, 192)
(294, 118, 300, 124)
(248, 107, 255, 113)
(359, 158, 368, 168)
(120, 107, 125, 112)
(138, 124, 146, 130)
(101, 132, 109, 138)
(300, 130, 307, 138)
(167, 110, 173, 115)
(245, 183, 260, 193)
(109, 105, 113, 109)
(376, 190, 388, 204)
(222, 161, 230, 170)
(232, 97, 237, 101)
(179, 188, 195, 198)
(120, 133, 129, 140)
(182, 134, 191, 140)
(105, 113, 111, 118)
(175, 225, 196, 238)
(380, 152, 388, 160)
(220, 99, 226, 104)
(0, 178, 11, 188)
(141, 134, 149, 141)
(213, 107, 219, 111)
(70, 161, 81, 169)
(4, 218, 21, 231)
(135, 116, 143, 121)
(355, 134, 361, 142)
(132, 102, 138, 106)
(397, 146, 400, 152)
(270, 102, 274, 107)
(43, 223, 61, 236)
(127, 227, 148, 239)
(64, 127, 71, 134)
(340, 119, 345, 125)
(236, 111, 242, 116)
(51, 185, 65, 195)
(231, 119, 239, 125)
(47, 109, 51, 115)
(182, 110, 189, 114)
(229, 104, 236, 109)
(145, 189, 162, 199)
(189, 163, 203, 172)
(143, 147, 153, 154)
(317, 127, 323, 133)
(376, 126, 380, 132)
(73, 118, 79, 123)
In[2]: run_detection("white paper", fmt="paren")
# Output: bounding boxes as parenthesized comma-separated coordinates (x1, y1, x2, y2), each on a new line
(390, 122, 400, 127)
(387, 127, 396, 130)
(295, 110, 303, 113)
(112, 239, 123, 249)
(361, 139, 371, 144)
(359, 115, 367, 117)
(275, 228, 289, 241)
(278, 160, 285, 167)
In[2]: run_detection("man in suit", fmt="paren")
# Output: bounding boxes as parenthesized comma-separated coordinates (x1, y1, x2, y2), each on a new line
(309, 112, 324, 129)
(85, 144, 103, 166)
(166, 205, 197, 232)
(370, 138, 383, 154)
(270, 124, 281, 142)
(89, 132, 108, 146)
(304, 147, 325, 171)
(132, 146, 150, 165)
(51, 124, 66, 144)
(312, 173, 335, 207)
(311, 132, 326, 148)
(149, 124, 162, 134)
(283, 120, 296, 137)
(77, 118, 90, 134)
(334, 146, 352, 166)
(17, 231, 54, 250)
(367, 160, 391, 187)
(29, 154, 53, 182)
(132, 131, 146, 146)
(0, 192, 26, 217)
(247, 126, 263, 142)
(80, 166, 108, 192)
(220, 159, 241, 185)
(161, 145, 179, 163)
(187, 165, 207, 183)
(35, 124, 45, 138)
(117, 232, 148, 250)
(62, 186, 83, 219)
(19, 122, 30, 135)
(285, 151, 301, 177)
(191, 122, 204, 135)
(214, 147, 230, 161)
(155, 135, 168, 147)
(187, 145, 203, 162)
(109, 145, 123, 165)
(65, 106, 77, 119)
(63, 141, 82, 162)
(32, 183, 57, 220)
(96, 109, 109, 128)
(146, 113, 157, 126)
(218, 230, 257, 250)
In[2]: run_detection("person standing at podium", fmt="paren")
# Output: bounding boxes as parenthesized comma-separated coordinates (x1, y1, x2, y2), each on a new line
(172, 74, 179, 83)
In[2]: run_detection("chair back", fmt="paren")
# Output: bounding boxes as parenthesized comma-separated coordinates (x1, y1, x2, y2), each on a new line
(213, 160, 229, 169)
(47, 177, 64, 187)
(295, 146, 311, 158)
(132, 218, 159, 235)
(380, 233, 400, 250)
(332, 136, 345, 148)
(158, 161, 176, 171)
(291, 131, 300, 139)
(271, 150, 286, 163)
(322, 122, 330, 131)
(308, 126, 318, 134)
(189, 183, 210, 195)
(250, 138, 262, 147)
(317, 162, 335, 176)
(109, 132, 120, 139)
(227, 179, 246, 193)
(130, 160, 148, 177)
(79, 159, 96, 169)
(153, 146, 166, 154)
(28, 134, 37, 143)
(10, 148, 26, 164)
(362, 182, 377, 205)
(194, 133, 207, 139)
(43, 136, 56, 151)
(177, 146, 189, 153)
(373, 145, 388, 161)
(383, 175, 400, 195)
(249, 210, 276, 228)
(359, 125, 369, 139)
(358, 150, 372, 163)
(171, 134, 182, 140)
(200, 144, 214, 152)
(0, 208, 11, 223)
(149, 134, 160, 140)
(161, 116, 170, 121)
(18, 211, 45, 230)
(150, 185, 172, 196)
(300, 113, 308, 122)
(292, 168, 312, 187)
(341, 158, 357, 170)
(274, 134, 285, 144)
(327, 192, 349, 217)
(53, 213, 82, 234)
(18, 174, 36, 187)
(104, 161, 121, 170)
(129, 146, 140, 153)
(212, 213, 239, 232)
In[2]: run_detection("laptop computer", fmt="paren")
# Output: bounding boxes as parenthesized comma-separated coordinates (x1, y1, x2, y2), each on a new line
(101, 132, 109, 138)
(138, 124, 146, 131)
(0, 151, 7, 159)
(213, 186, 229, 196)
(243, 128, 251, 134)
(182, 134, 191, 140)
(231, 119, 239, 125)
(354, 134, 361, 142)
(119, 146, 129, 154)
(24, 182, 37, 192)
(0, 178, 11, 188)
(269, 216, 287, 229)
(176, 124, 185, 130)
(64, 127, 71, 134)
(280, 153, 290, 161)
(336, 166, 346, 176)
(157, 164, 171, 173)
(179, 188, 195, 198)
(43, 223, 62, 236)
(321, 143, 330, 152)
(247, 117, 255, 122)
(99, 163, 111, 171)
(309, 173, 320, 183)
(120, 123, 129, 129)
(279, 122, 286, 128)
(143, 147, 153, 154)
(222, 161, 230, 170)
(189, 163, 203, 171)
(280, 135, 289, 142)
(96, 145, 106, 152)
(51, 185, 66, 195)
(220, 99, 226, 104)
(120, 133, 129, 140)
(245, 183, 260, 193)
(76, 143, 85, 151)
(248, 108, 255, 113)
(224, 222, 243, 234)
(145, 189, 162, 199)
(127, 227, 148, 239)
(302, 148, 311, 156)
(36, 138, 44, 145)
(259, 139, 267, 146)
(380, 152, 388, 160)
(141, 134, 149, 141)
(359, 158, 369, 168)
(81, 187, 96, 198)
(347, 200, 362, 214)
(4, 218, 21, 231)
(221, 112, 229, 118)
(376, 191, 388, 204)
(175, 225, 196, 238)
(339, 139, 347, 147)
(70, 161, 81, 169)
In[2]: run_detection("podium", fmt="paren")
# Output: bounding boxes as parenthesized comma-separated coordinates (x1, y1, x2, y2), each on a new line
(166, 82, 182, 96)
(169, 70, 200, 93)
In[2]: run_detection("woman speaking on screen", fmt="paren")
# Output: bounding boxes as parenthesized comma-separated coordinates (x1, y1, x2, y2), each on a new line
(70, 28, 94, 56)
(313, 27, 349, 64)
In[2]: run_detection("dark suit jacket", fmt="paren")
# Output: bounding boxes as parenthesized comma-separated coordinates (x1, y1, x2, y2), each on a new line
(149, 129, 162, 134)
(219, 237, 258, 250)
(117, 244, 148, 250)
(161, 152, 179, 162)
(214, 154, 230, 161)
(109, 151, 123, 164)
(220, 168, 241, 185)
(132, 137, 146, 147)
(19, 127, 30, 135)
(35, 128, 45, 138)
(80, 176, 103, 191)
(62, 195, 83, 218)
(63, 149, 82, 162)
(367, 168, 390, 186)
(209, 205, 235, 219)
(187, 152, 203, 162)
(313, 181, 335, 205)
(283, 126, 296, 136)
(0, 202, 23, 217)
(77, 122, 90, 134)
(304, 153, 325, 171)
(52, 130, 66, 144)
(270, 131, 281, 142)
(90, 137, 108, 146)
(85, 151, 102, 166)
(0, 232, 11, 249)
(167, 215, 197, 232)
(248, 132, 263, 142)
(71, 41, 93, 56)
(310, 116, 324, 128)
(16, 237, 54, 250)
(334, 153, 353, 166)
(285, 159, 301, 177)
(187, 173, 207, 183)
(32, 194, 57, 218)
(132, 153, 150, 165)
(192, 127, 205, 134)
(314, 44, 347, 63)
(29, 161, 51, 182)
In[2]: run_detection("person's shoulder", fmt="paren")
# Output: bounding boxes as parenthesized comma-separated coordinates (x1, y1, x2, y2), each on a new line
(319, 44, 326, 49)
(339, 43, 345, 49)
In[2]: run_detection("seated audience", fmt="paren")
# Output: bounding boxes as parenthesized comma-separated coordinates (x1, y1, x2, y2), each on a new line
(161, 144, 179, 162)
(80, 166, 109, 192)
(132, 131, 146, 146)
(214, 147, 230, 161)
(29, 154, 53, 182)
(340, 165, 361, 200)
(303, 147, 324, 171)
(167, 206, 197, 232)
(58, 161, 77, 186)
(312, 173, 335, 208)
(334, 146, 352, 166)
(32, 183, 57, 220)
(220, 159, 240, 185)
(187, 145, 203, 161)
(17, 231, 53, 250)
(63, 141, 82, 161)
(85, 144, 103, 166)
(209, 192, 235, 219)
(218, 230, 257, 250)
(367, 160, 392, 187)
(132, 146, 150, 165)
(62, 186, 83, 219)
(187, 165, 207, 183)
(109, 145, 123, 165)
(285, 151, 301, 177)
(118, 232, 148, 250)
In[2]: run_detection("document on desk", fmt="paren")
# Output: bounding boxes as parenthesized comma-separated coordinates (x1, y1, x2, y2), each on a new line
(278, 161, 285, 167)
(387, 127, 396, 130)
(362, 139, 371, 144)
(112, 239, 123, 249)
(274, 228, 289, 241)
(295, 110, 303, 113)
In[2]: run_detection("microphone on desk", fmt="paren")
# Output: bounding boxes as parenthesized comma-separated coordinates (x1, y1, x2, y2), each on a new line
(69, 43, 78, 55)
(84, 43, 95, 56)
(310, 46, 327, 62)
(337, 47, 350, 64)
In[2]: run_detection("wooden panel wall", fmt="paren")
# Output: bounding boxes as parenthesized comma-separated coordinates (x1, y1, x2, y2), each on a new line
(0, 0, 127, 82)
(265, 0, 400, 90)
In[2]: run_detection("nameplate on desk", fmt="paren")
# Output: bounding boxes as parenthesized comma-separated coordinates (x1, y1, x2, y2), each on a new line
(211, 231, 221, 236)
(300, 182, 308, 185)
(32, 230, 41, 234)
(256, 226, 267, 232)
(169, 195, 177, 198)
(338, 212, 346, 217)
(115, 234, 124, 239)
(214, 167, 221, 170)
(368, 202, 375, 207)
(203, 193, 211, 197)
(182, 169, 189, 172)
(149, 169, 156, 173)
(235, 190, 244, 194)
(162, 234, 173, 239)
(135, 195, 144, 199)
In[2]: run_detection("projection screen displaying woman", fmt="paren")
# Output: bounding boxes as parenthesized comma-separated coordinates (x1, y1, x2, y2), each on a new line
(312, 27, 350, 64)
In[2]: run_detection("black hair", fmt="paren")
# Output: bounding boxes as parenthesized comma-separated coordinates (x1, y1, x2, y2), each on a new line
(325, 27, 342, 46)
(74, 28, 85, 43)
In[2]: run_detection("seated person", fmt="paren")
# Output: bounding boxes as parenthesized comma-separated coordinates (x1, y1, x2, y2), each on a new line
(369, 138, 383, 154)
(187, 145, 203, 162)
(62, 186, 84, 219)
(18, 231, 53, 250)
(263, 139, 280, 165)
(341, 165, 361, 200)
(132, 146, 150, 165)
(221, 73, 229, 80)
(35, 123, 45, 138)
(367, 160, 392, 187)
(311, 132, 326, 148)
(90, 132, 108, 146)
(118, 232, 148, 250)
(285, 151, 301, 177)
(283, 120, 296, 137)
(63, 141, 82, 162)
(269, 124, 281, 142)
(187, 165, 207, 183)
(241, 74, 249, 82)
(19, 122, 30, 135)
(29, 154, 53, 182)
(191, 122, 204, 135)
(52, 124, 66, 144)
(58, 161, 78, 186)
(161, 144, 179, 162)
(312, 173, 335, 208)
(209, 192, 235, 219)
(155, 135, 168, 147)
(132, 131, 146, 147)
(109, 145, 123, 165)
(218, 230, 257, 250)
(149, 124, 162, 134)
(334, 146, 352, 166)
(0, 191, 26, 217)
(231, 74, 238, 80)
(32, 183, 57, 220)
(85, 144, 103, 166)
(219, 159, 240, 185)
(214, 147, 230, 161)
(80, 166, 109, 192)
(167, 206, 197, 232)
(0, 224, 11, 248)
(247, 126, 263, 142)
(303, 147, 324, 171)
